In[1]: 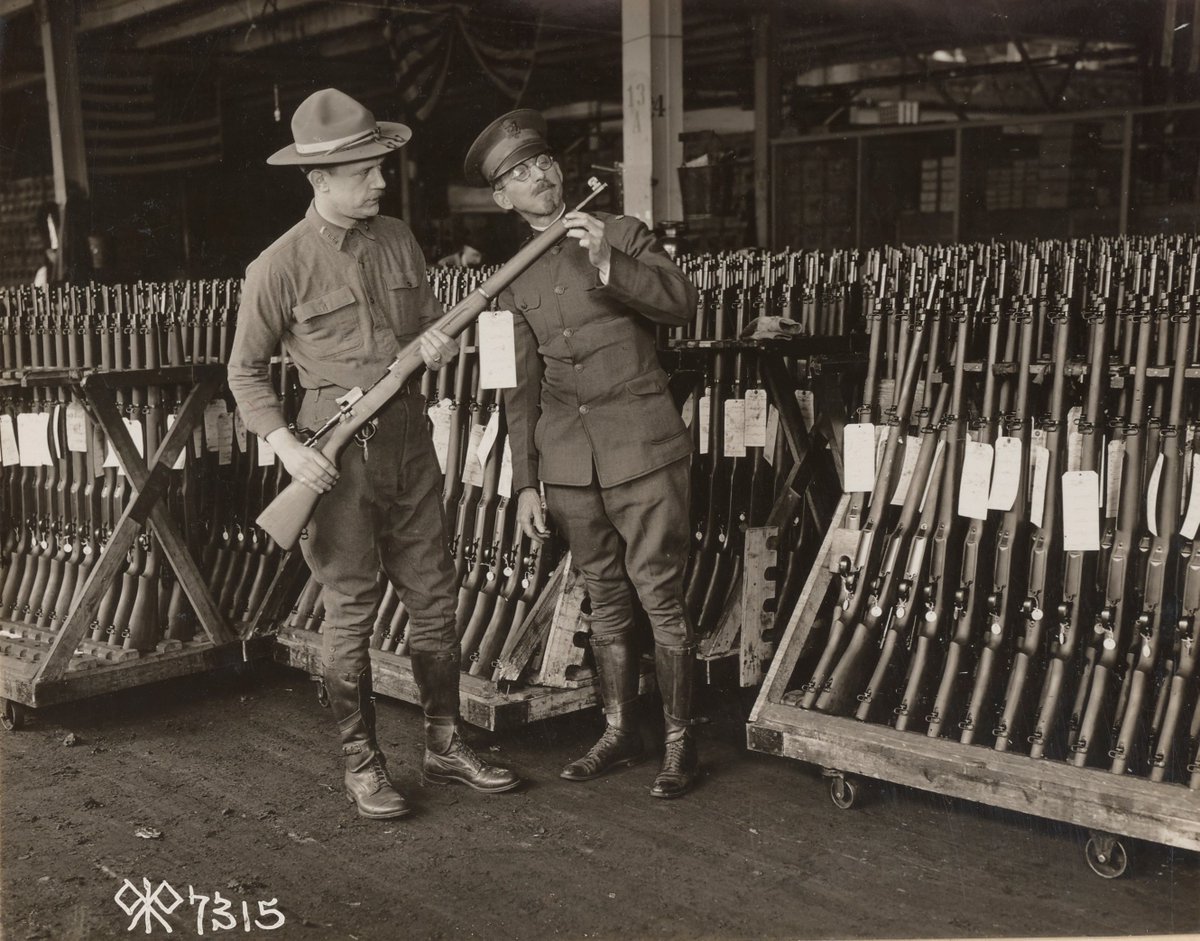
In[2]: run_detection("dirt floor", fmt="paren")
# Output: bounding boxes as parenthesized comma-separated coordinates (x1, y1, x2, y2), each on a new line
(2, 660, 1198, 941)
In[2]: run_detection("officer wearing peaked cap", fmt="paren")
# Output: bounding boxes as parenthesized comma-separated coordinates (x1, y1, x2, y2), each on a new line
(229, 89, 522, 820)
(465, 108, 703, 798)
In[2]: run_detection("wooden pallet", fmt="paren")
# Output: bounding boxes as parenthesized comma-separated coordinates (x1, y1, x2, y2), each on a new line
(273, 627, 656, 732)
(747, 493, 1200, 861)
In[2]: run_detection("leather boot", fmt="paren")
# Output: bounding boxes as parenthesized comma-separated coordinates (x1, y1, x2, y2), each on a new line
(650, 645, 699, 799)
(411, 651, 522, 793)
(325, 668, 411, 819)
(561, 633, 645, 781)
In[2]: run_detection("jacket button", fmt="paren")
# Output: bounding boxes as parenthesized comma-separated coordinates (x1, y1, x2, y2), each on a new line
(578, 405, 589, 415)
(554, 285, 565, 295)
(574, 364, 583, 371)
(563, 328, 573, 338)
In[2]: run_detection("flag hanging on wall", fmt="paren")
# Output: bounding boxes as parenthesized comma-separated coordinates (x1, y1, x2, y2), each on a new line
(82, 73, 223, 176)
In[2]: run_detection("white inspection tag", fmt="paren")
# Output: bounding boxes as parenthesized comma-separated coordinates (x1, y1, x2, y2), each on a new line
(165, 414, 187, 470)
(0, 415, 19, 466)
(107, 418, 146, 472)
(217, 411, 233, 465)
(257, 436, 276, 467)
(498, 439, 514, 498)
(17, 413, 52, 467)
(203, 401, 225, 452)
(890, 435, 921, 506)
(919, 440, 946, 513)
(478, 409, 501, 465)
(234, 410, 248, 453)
(724, 398, 746, 457)
(796, 390, 816, 432)
(462, 424, 486, 487)
(698, 394, 711, 455)
(1146, 451, 1164, 537)
(958, 441, 994, 520)
(1029, 444, 1050, 528)
(1062, 470, 1101, 550)
(428, 398, 453, 474)
(744, 389, 768, 447)
(843, 423, 876, 493)
(987, 436, 1022, 511)
(1105, 439, 1125, 520)
(680, 391, 695, 429)
(764, 405, 779, 467)
(66, 404, 88, 453)
(1181, 454, 1200, 540)
(478, 310, 517, 389)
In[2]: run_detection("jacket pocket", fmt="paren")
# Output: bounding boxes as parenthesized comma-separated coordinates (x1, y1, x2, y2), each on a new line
(515, 293, 542, 313)
(386, 271, 421, 291)
(291, 286, 363, 354)
(625, 367, 669, 396)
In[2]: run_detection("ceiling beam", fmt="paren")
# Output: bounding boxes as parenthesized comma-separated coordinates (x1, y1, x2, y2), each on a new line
(216, 3, 380, 54)
(0, 0, 196, 27)
(134, 0, 326, 49)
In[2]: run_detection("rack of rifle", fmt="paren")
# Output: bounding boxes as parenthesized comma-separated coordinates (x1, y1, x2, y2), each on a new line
(748, 235, 1200, 863)
(0, 281, 283, 723)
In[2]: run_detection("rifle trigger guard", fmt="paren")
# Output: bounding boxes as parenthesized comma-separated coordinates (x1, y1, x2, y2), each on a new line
(354, 419, 378, 447)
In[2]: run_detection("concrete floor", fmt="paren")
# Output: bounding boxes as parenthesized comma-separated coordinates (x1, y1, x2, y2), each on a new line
(2, 660, 1198, 941)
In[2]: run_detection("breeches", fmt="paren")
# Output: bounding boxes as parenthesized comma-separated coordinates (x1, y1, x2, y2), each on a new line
(299, 390, 458, 678)
(544, 457, 693, 650)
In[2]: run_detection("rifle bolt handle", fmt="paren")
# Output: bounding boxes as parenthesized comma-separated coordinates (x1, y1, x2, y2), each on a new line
(1103, 636, 1117, 651)
(894, 605, 907, 620)
(924, 609, 937, 623)
(990, 622, 1002, 637)
(870, 604, 883, 618)
(1030, 607, 1043, 621)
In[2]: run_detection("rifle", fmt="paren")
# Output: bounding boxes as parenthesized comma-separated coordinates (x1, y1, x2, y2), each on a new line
(959, 258, 1036, 745)
(256, 179, 608, 549)
(468, 507, 526, 677)
(457, 405, 507, 658)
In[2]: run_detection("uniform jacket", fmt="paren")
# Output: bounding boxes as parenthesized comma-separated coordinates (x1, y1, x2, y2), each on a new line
(499, 212, 698, 491)
(228, 203, 442, 439)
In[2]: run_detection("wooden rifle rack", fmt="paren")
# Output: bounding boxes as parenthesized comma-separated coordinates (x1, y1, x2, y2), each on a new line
(0, 365, 272, 717)
(746, 494, 1200, 866)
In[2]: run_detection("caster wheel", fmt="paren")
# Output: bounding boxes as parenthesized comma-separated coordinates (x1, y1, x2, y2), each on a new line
(1, 699, 28, 732)
(1085, 834, 1128, 879)
(829, 774, 858, 810)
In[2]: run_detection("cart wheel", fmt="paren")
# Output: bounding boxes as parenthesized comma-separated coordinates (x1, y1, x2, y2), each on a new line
(1, 699, 27, 732)
(828, 774, 858, 810)
(1085, 833, 1128, 879)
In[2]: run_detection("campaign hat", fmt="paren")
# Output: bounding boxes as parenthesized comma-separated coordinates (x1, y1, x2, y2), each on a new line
(463, 109, 548, 187)
(267, 88, 411, 166)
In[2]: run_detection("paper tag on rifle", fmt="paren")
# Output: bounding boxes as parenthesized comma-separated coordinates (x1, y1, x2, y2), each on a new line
(66, 404, 88, 453)
(1180, 454, 1200, 540)
(233, 410, 248, 453)
(1029, 444, 1049, 528)
(1145, 451, 1164, 538)
(17, 413, 52, 467)
(256, 436, 275, 467)
(1061, 470, 1101, 550)
(1105, 439, 1125, 520)
(724, 399, 746, 457)
(680, 391, 695, 429)
(764, 405, 779, 467)
(164, 414, 186, 470)
(842, 422, 876, 493)
(217, 410, 233, 466)
(105, 418, 145, 473)
(744, 389, 768, 447)
(876, 378, 896, 412)
(0, 415, 20, 466)
(428, 398, 453, 474)
(698, 394, 711, 455)
(957, 441, 993, 520)
(796, 390, 816, 433)
(890, 435, 921, 506)
(479, 409, 501, 466)
(1066, 406, 1083, 472)
(462, 424, 486, 488)
(987, 437, 1022, 511)
(203, 401, 225, 452)
(477, 310, 517, 389)
(498, 439, 514, 498)
(919, 440, 946, 513)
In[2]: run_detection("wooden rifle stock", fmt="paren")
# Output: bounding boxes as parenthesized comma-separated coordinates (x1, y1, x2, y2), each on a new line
(256, 180, 607, 550)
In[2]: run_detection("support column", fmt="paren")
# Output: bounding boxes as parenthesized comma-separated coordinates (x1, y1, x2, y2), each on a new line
(753, 9, 779, 248)
(35, 0, 89, 278)
(621, 0, 683, 228)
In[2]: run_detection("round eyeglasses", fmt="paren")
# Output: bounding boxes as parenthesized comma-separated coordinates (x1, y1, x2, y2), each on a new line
(495, 152, 554, 188)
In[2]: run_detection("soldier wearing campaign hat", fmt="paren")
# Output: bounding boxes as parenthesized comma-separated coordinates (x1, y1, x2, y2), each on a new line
(465, 109, 703, 798)
(229, 89, 522, 820)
